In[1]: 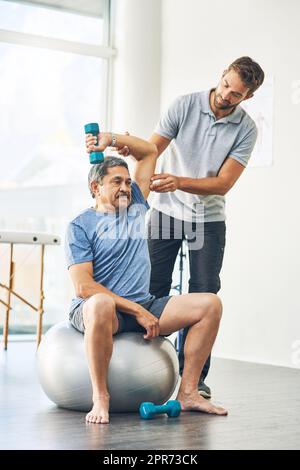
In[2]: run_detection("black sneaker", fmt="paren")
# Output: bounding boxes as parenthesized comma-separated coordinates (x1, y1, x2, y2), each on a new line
(198, 380, 211, 399)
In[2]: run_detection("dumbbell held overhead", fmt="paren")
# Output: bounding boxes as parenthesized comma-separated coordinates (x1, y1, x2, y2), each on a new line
(139, 400, 181, 420)
(84, 122, 104, 164)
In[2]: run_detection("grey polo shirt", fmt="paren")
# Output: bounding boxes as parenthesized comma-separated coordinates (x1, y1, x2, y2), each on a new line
(152, 90, 257, 222)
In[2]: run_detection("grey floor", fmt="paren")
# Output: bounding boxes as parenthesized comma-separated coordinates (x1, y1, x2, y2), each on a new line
(1, 341, 300, 450)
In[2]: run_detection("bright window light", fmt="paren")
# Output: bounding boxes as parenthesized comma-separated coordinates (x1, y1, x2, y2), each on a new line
(0, 0, 110, 334)
(0, 42, 105, 189)
(0, 0, 104, 45)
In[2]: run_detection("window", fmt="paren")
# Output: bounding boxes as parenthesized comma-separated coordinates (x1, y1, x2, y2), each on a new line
(0, 0, 113, 336)
(0, 42, 105, 189)
(0, 0, 105, 44)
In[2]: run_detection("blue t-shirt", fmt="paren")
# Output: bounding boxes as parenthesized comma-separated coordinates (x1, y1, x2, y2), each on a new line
(65, 182, 152, 313)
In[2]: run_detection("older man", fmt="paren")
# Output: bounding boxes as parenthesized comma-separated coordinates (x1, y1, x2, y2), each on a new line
(65, 132, 227, 424)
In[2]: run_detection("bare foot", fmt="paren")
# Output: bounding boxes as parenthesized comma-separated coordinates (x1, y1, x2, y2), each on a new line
(86, 394, 110, 424)
(177, 390, 228, 416)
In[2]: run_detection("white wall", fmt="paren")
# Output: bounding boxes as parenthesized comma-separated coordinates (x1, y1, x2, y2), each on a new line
(160, 0, 300, 368)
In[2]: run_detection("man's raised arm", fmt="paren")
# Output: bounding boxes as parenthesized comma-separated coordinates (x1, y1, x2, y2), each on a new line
(86, 132, 158, 200)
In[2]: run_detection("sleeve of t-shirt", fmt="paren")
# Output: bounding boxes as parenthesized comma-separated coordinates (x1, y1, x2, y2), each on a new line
(229, 123, 258, 167)
(131, 181, 150, 210)
(65, 222, 93, 269)
(154, 95, 186, 140)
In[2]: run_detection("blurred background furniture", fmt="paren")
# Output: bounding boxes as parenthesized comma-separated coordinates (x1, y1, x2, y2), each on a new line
(0, 231, 60, 349)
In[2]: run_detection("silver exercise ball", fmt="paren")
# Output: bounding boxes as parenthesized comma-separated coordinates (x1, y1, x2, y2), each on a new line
(37, 321, 179, 412)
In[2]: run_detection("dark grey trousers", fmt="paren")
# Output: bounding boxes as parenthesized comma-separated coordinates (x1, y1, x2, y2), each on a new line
(147, 209, 226, 380)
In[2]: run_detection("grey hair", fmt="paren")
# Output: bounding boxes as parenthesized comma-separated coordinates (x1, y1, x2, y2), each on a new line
(88, 156, 129, 198)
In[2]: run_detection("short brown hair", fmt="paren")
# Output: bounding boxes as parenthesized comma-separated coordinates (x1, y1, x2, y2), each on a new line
(228, 56, 265, 95)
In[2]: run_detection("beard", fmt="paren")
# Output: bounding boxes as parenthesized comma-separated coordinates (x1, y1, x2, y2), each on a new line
(214, 93, 237, 111)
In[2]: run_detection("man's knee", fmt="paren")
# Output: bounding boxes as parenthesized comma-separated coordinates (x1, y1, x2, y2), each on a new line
(205, 293, 222, 322)
(196, 293, 222, 323)
(84, 294, 116, 326)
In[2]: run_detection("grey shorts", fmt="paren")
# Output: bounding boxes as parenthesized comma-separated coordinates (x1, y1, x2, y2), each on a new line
(69, 295, 172, 335)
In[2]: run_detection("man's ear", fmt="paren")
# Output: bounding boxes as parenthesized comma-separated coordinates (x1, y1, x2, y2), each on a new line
(90, 181, 100, 197)
(244, 92, 254, 101)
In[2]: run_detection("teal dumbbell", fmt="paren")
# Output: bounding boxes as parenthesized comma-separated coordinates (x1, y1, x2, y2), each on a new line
(139, 400, 181, 420)
(84, 122, 104, 164)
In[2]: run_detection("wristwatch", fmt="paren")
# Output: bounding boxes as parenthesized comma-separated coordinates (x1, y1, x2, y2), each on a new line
(111, 132, 117, 147)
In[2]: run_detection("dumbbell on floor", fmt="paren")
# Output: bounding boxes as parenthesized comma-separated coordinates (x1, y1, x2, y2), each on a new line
(139, 400, 181, 420)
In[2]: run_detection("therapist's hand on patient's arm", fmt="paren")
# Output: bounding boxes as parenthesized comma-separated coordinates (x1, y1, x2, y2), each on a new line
(150, 173, 180, 192)
(113, 131, 130, 156)
(134, 306, 160, 340)
(86, 131, 129, 155)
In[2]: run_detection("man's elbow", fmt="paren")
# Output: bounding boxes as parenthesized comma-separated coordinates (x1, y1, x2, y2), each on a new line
(217, 179, 234, 196)
(218, 186, 229, 196)
(149, 144, 158, 159)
